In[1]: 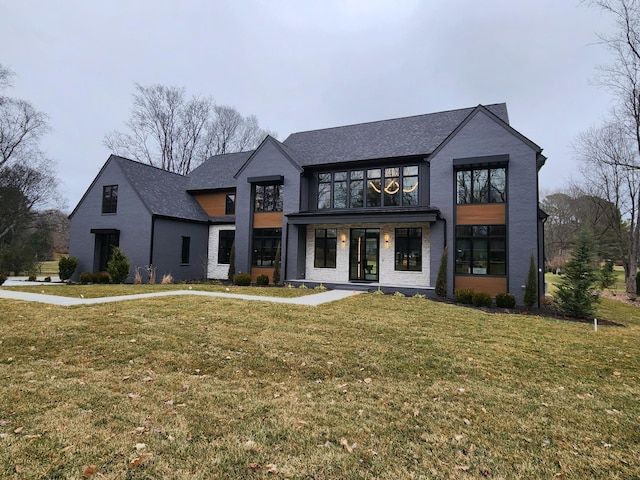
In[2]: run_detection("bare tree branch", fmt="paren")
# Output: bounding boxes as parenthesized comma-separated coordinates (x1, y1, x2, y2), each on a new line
(104, 84, 275, 175)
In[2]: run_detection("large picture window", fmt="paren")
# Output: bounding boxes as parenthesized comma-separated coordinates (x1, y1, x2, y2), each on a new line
(395, 228, 422, 271)
(317, 165, 419, 210)
(218, 230, 235, 264)
(255, 185, 282, 212)
(252, 228, 282, 267)
(314, 228, 337, 268)
(455, 225, 506, 275)
(102, 185, 118, 214)
(225, 194, 236, 215)
(456, 167, 506, 204)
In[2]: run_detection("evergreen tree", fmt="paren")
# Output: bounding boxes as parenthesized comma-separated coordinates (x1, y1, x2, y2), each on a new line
(599, 259, 616, 290)
(273, 242, 281, 286)
(107, 247, 130, 284)
(555, 231, 600, 318)
(435, 246, 448, 298)
(523, 254, 538, 309)
(227, 241, 235, 282)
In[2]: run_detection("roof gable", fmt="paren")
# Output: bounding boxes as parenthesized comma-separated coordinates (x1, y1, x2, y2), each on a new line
(282, 103, 510, 166)
(234, 136, 302, 179)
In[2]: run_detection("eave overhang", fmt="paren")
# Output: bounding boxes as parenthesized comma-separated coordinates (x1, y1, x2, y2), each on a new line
(286, 207, 440, 225)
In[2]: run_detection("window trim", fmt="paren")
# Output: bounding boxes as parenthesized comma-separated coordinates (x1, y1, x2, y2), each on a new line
(181, 236, 191, 265)
(394, 227, 422, 272)
(455, 225, 506, 276)
(102, 185, 118, 214)
(316, 164, 420, 210)
(217, 230, 235, 265)
(314, 228, 337, 269)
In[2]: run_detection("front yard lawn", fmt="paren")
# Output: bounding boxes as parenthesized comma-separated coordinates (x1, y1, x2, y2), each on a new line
(0, 293, 638, 478)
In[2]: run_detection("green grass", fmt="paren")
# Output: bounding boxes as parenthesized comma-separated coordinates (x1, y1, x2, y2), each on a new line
(546, 267, 629, 295)
(0, 293, 638, 478)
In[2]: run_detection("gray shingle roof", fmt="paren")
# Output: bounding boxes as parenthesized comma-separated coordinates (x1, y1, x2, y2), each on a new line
(114, 156, 208, 222)
(187, 150, 253, 191)
(282, 103, 509, 166)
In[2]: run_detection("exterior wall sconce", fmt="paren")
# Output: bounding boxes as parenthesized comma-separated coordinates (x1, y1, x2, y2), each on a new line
(341, 234, 346, 248)
(384, 233, 390, 248)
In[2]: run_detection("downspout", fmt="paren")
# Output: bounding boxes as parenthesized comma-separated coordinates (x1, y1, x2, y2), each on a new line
(283, 222, 289, 283)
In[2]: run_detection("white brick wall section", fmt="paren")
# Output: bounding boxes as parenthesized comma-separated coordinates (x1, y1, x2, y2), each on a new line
(207, 225, 235, 279)
(305, 223, 430, 287)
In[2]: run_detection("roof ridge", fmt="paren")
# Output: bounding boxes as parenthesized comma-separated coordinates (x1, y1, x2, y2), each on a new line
(284, 103, 506, 138)
(113, 155, 188, 178)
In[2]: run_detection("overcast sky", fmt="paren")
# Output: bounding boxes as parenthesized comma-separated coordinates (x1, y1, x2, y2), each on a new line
(1, 0, 617, 211)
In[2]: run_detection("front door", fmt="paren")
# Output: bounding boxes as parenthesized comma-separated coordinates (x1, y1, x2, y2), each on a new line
(349, 228, 379, 282)
(95, 232, 119, 272)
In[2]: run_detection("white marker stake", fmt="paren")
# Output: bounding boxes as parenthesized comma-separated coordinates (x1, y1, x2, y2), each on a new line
(594, 318, 598, 332)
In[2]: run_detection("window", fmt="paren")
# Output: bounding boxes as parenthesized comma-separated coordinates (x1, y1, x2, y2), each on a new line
(318, 165, 419, 210)
(181, 236, 191, 265)
(252, 228, 282, 266)
(218, 230, 235, 264)
(255, 185, 282, 212)
(455, 225, 506, 275)
(225, 194, 236, 215)
(102, 185, 118, 214)
(314, 228, 337, 268)
(456, 167, 506, 204)
(395, 228, 422, 271)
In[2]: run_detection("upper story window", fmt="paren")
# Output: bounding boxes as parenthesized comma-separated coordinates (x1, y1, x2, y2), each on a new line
(255, 185, 282, 212)
(317, 165, 419, 209)
(102, 185, 118, 214)
(225, 193, 236, 215)
(456, 167, 506, 204)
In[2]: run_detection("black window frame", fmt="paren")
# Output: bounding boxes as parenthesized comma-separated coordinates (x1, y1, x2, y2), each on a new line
(225, 193, 236, 215)
(181, 236, 191, 265)
(102, 185, 118, 214)
(317, 164, 419, 210)
(314, 228, 337, 268)
(394, 227, 422, 271)
(252, 228, 282, 267)
(456, 167, 506, 205)
(218, 230, 235, 264)
(455, 225, 506, 276)
(255, 184, 283, 212)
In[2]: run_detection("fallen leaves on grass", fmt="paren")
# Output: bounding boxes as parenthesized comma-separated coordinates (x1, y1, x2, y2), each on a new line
(82, 465, 97, 477)
(130, 452, 153, 468)
(340, 437, 358, 453)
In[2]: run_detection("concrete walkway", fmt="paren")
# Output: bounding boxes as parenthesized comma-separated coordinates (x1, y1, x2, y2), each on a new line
(0, 284, 362, 307)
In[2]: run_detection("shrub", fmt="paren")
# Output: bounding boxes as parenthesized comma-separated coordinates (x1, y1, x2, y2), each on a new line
(454, 288, 474, 305)
(234, 273, 251, 286)
(95, 271, 111, 284)
(80, 271, 93, 284)
(58, 256, 79, 281)
(107, 247, 130, 284)
(472, 291, 492, 308)
(314, 283, 327, 291)
(393, 291, 405, 297)
(0, 274, 7, 286)
(495, 292, 516, 309)
(44, 276, 51, 282)
(161, 273, 173, 284)
(435, 246, 448, 298)
(28, 274, 37, 282)
(256, 274, 269, 286)
(227, 241, 235, 282)
(523, 254, 538, 309)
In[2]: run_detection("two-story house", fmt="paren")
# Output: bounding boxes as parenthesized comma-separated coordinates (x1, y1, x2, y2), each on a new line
(69, 103, 546, 305)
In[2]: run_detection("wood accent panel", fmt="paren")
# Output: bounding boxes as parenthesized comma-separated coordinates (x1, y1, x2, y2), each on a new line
(251, 267, 274, 284)
(253, 212, 283, 228)
(455, 276, 508, 296)
(194, 191, 233, 217)
(456, 204, 505, 225)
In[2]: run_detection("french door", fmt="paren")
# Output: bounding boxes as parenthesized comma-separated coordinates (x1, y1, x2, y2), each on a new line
(349, 228, 379, 281)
